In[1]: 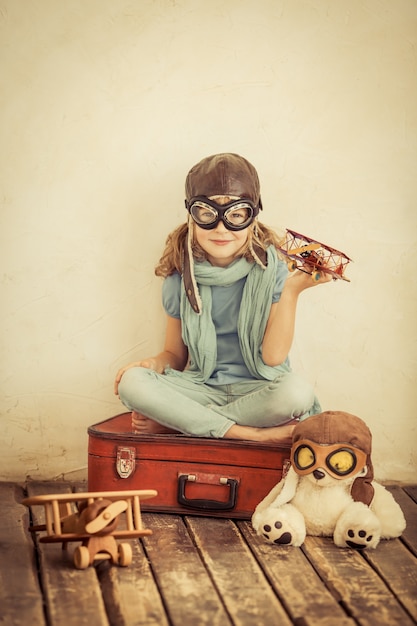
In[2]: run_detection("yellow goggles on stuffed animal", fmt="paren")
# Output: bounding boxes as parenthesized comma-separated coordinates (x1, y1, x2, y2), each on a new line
(291, 439, 368, 479)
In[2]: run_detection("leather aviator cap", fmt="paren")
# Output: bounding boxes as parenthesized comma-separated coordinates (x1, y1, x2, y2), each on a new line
(185, 153, 261, 207)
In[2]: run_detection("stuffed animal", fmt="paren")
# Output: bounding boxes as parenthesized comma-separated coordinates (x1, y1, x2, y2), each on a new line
(252, 411, 406, 549)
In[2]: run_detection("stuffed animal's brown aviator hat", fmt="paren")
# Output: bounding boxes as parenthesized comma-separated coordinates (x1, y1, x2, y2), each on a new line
(183, 153, 266, 313)
(292, 411, 375, 506)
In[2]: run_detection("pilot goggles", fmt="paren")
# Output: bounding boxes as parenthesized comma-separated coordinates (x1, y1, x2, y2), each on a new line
(291, 439, 367, 480)
(186, 197, 259, 231)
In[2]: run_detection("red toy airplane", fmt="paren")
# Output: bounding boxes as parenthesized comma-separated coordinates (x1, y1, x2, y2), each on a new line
(278, 229, 352, 282)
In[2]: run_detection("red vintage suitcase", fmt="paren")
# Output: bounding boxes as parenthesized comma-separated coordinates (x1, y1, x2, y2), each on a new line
(88, 412, 290, 519)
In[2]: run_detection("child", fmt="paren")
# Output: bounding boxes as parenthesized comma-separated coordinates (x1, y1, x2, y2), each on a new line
(114, 153, 331, 444)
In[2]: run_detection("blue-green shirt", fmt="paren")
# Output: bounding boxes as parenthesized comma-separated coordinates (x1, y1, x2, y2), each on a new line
(162, 262, 288, 384)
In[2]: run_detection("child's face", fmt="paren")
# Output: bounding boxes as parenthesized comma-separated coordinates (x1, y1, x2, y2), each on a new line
(193, 195, 250, 267)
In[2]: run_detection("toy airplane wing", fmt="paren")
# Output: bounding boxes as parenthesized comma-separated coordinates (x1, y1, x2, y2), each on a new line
(278, 229, 352, 282)
(22, 489, 158, 541)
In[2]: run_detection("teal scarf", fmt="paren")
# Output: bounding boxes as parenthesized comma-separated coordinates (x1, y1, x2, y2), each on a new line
(178, 246, 290, 382)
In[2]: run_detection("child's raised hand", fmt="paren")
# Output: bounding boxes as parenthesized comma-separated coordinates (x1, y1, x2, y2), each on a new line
(285, 266, 333, 293)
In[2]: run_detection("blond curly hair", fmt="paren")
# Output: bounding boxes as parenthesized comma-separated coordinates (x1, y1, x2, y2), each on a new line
(155, 220, 285, 278)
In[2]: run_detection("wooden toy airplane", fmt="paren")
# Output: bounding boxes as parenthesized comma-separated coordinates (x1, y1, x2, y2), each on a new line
(22, 489, 157, 569)
(278, 229, 352, 282)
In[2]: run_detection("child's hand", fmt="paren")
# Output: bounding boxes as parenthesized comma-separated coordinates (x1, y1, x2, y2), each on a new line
(137, 358, 165, 373)
(114, 358, 163, 395)
(285, 266, 332, 294)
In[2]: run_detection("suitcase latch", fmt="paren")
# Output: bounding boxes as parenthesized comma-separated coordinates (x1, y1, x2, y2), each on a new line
(116, 446, 136, 478)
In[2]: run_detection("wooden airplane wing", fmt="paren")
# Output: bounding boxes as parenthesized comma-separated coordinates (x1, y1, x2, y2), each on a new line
(22, 489, 158, 541)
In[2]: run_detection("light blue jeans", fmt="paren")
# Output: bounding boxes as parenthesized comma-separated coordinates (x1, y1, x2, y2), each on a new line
(118, 366, 321, 438)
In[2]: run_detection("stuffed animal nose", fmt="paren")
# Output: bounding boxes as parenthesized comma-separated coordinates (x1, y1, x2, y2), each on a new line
(313, 469, 326, 480)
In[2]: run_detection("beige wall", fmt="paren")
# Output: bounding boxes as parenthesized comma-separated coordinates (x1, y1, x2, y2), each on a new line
(1, 0, 416, 482)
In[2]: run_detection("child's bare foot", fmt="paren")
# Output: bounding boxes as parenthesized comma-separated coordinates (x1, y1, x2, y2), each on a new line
(224, 421, 296, 445)
(257, 422, 296, 446)
(131, 411, 178, 435)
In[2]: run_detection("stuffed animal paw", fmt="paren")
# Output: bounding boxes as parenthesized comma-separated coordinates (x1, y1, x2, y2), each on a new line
(252, 504, 306, 547)
(333, 501, 381, 549)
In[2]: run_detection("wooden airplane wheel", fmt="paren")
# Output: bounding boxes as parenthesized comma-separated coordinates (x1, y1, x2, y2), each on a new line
(118, 542, 133, 567)
(287, 260, 297, 272)
(312, 271, 321, 282)
(73, 545, 91, 570)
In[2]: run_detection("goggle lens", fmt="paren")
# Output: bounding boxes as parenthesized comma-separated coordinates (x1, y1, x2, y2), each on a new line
(291, 441, 366, 479)
(294, 445, 315, 470)
(187, 198, 257, 231)
(326, 449, 357, 475)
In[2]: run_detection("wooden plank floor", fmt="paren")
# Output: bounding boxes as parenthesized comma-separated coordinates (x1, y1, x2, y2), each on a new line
(2, 481, 416, 626)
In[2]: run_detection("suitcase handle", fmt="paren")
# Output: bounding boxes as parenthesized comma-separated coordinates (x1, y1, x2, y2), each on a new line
(177, 474, 238, 511)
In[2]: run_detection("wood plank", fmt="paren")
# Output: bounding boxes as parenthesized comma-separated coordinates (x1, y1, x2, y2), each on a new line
(386, 485, 417, 556)
(403, 485, 417, 504)
(302, 535, 415, 626)
(364, 537, 417, 622)
(186, 516, 293, 626)
(96, 539, 170, 626)
(238, 520, 355, 626)
(26, 481, 110, 626)
(0, 482, 46, 625)
(142, 512, 231, 625)
(87, 485, 170, 625)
